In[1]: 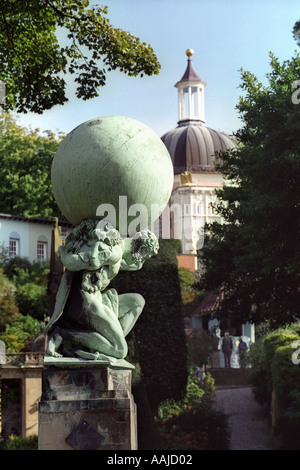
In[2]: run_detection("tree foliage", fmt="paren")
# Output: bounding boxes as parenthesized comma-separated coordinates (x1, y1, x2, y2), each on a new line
(0, 314, 43, 353)
(293, 20, 300, 47)
(0, 0, 160, 113)
(0, 269, 20, 331)
(199, 51, 300, 327)
(0, 112, 64, 218)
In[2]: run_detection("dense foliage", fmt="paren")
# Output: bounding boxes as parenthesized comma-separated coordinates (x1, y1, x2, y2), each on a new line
(248, 324, 300, 449)
(0, 269, 20, 331)
(0, 259, 48, 352)
(0, 112, 64, 218)
(158, 369, 229, 450)
(113, 239, 188, 412)
(178, 267, 203, 317)
(0, 0, 160, 113)
(1, 434, 38, 450)
(199, 51, 300, 327)
(0, 315, 43, 353)
(293, 20, 300, 46)
(3, 256, 50, 321)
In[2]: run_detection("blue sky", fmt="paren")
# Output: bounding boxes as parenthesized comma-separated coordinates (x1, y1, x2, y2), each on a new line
(16, 0, 299, 139)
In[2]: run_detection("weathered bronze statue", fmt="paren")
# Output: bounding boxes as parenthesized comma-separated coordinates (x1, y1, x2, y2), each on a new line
(45, 220, 158, 364)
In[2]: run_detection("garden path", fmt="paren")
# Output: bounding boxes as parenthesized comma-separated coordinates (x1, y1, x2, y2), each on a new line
(213, 386, 275, 450)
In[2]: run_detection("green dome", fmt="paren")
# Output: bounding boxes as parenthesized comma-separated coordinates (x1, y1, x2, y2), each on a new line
(51, 116, 173, 233)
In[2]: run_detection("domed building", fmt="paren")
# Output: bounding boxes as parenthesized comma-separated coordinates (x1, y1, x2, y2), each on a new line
(155, 53, 255, 355)
(159, 50, 236, 257)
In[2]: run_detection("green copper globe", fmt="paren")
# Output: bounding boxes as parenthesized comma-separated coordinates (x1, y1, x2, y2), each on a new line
(51, 116, 174, 232)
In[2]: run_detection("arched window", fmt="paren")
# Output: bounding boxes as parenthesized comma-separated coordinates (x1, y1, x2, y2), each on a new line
(9, 232, 20, 258)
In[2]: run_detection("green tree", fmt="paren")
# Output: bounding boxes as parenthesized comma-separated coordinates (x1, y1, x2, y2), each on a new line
(0, 0, 160, 114)
(0, 269, 20, 332)
(0, 315, 43, 353)
(293, 20, 300, 46)
(199, 51, 300, 327)
(178, 267, 203, 317)
(0, 112, 64, 218)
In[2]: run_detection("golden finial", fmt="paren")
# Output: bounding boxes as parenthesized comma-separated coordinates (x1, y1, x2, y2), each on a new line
(186, 49, 194, 58)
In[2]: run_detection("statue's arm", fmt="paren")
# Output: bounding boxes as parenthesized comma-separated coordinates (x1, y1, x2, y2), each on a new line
(59, 242, 116, 271)
(58, 246, 89, 271)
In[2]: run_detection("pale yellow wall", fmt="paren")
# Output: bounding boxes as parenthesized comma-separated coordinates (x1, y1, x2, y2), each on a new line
(22, 371, 43, 437)
(28, 223, 52, 263)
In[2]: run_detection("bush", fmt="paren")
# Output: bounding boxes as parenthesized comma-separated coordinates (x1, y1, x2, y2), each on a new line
(186, 329, 215, 368)
(3, 256, 32, 280)
(158, 369, 229, 450)
(249, 324, 300, 449)
(178, 267, 203, 316)
(272, 343, 300, 449)
(248, 338, 270, 406)
(160, 407, 230, 451)
(0, 315, 43, 352)
(3, 434, 38, 450)
(14, 282, 49, 320)
(9, 262, 50, 320)
(0, 269, 20, 332)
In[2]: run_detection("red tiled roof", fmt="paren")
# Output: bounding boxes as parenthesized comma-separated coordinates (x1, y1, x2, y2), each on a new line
(191, 291, 223, 317)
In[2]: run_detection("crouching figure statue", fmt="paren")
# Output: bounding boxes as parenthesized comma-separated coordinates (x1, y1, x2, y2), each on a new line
(45, 219, 158, 365)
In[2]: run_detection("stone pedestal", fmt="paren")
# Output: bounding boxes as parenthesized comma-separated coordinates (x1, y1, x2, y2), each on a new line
(38, 357, 137, 450)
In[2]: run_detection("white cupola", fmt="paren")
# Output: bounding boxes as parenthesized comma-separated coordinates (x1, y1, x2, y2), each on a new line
(174, 49, 206, 125)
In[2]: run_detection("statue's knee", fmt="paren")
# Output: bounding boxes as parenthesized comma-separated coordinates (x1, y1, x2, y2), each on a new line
(134, 294, 145, 312)
(115, 337, 128, 359)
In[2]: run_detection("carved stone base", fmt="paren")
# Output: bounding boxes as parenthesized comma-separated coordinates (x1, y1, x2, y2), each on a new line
(38, 359, 137, 450)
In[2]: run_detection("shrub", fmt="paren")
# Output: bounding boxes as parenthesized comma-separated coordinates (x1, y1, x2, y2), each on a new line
(186, 329, 215, 368)
(8, 262, 50, 320)
(14, 282, 49, 320)
(248, 338, 270, 406)
(178, 267, 203, 316)
(3, 434, 38, 450)
(158, 369, 229, 450)
(271, 343, 300, 449)
(264, 330, 299, 404)
(160, 407, 229, 451)
(0, 315, 43, 352)
(3, 256, 32, 280)
(0, 269, 20, 332)
(158, 368, 215, 424)
(249, 324, 300, 449)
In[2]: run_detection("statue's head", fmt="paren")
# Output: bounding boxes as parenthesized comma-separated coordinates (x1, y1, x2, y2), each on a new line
(64, 219, 121, 255)
(131, 229, 159, 262)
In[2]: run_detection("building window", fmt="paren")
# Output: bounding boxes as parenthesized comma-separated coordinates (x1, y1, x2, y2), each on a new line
(9, 238, 19, 258)
(9, 232, 20, 258)
(37, 242, 47, 263)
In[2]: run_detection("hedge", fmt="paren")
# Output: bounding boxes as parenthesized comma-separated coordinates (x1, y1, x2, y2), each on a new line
(271, 342, 300, 449)
(113, 238, 188, 411)
(111, 238, 188, 449)
(249, 325, 300, 449)
(263, 330, 300, 404)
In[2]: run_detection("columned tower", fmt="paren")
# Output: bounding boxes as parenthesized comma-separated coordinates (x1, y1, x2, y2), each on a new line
(175, 49, 206, 125)
(161, 50, 236, 255)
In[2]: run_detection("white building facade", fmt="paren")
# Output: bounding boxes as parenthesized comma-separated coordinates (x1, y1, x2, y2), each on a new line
(160, 50, 255, 355)
(161, 49, 236, 256)
(0, 213, 72, 264)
